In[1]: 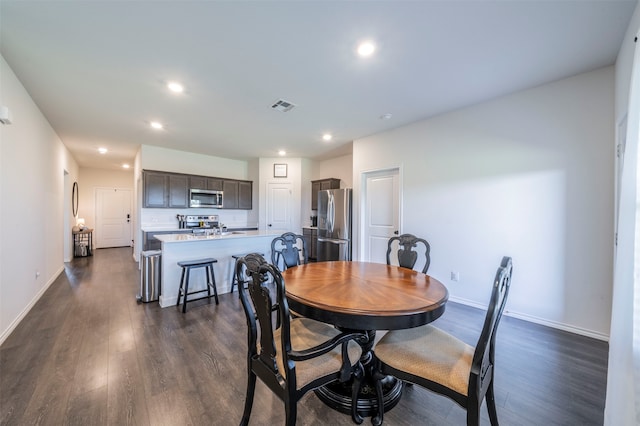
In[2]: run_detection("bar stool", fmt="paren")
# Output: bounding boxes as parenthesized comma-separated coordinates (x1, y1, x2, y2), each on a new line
(230, 252, 264, 293)
(176, 258, 219, 313)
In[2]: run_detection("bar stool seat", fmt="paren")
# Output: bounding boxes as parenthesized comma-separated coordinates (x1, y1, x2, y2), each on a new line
(176, 258, 219, 313)
(230, 252, 264, 293)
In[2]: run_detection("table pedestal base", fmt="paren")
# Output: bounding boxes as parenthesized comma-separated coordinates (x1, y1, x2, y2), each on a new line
(314, 375, 403, 420)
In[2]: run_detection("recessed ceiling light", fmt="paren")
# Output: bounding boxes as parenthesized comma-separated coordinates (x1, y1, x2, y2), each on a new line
(278, 150, 286, 156)
(322, 133, 332, 141)
(167, 82, 184, 93)
(357, 41, 376, 57)
(98, 147, 108, 154)
(122, 164, 130, 169)
(380, 113, 392, 120)
(150, 121, 163, 130)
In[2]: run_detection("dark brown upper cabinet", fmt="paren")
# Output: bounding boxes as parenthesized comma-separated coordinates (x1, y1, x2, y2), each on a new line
(143, 170, 252, 209)
(311, 178, 340, 210)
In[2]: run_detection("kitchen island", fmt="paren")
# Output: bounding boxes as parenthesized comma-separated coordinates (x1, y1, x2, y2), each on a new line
(154, 230, 283, 308)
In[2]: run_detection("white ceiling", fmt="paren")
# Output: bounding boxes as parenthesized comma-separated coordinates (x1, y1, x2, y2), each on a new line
(0, 1, 635, 170)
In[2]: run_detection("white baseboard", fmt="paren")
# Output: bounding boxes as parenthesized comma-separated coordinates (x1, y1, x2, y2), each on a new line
(448, 296, 610, 342)
(0, 266, 65, 346)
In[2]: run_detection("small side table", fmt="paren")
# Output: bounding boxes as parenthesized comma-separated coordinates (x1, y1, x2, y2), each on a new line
(73, 228, 93, 257)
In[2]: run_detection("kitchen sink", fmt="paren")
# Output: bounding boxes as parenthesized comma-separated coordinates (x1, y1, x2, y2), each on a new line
(220, 231, 245, 236)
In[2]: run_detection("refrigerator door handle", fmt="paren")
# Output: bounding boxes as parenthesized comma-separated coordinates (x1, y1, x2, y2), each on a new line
(328, 193, 334, 232)
(317, 237, 348, 244)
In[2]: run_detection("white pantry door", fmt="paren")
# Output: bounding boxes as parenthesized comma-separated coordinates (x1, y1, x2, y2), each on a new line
(362, 169, 400, 263)
(266, 182, 292, 232)
(96, 188, 132, 248)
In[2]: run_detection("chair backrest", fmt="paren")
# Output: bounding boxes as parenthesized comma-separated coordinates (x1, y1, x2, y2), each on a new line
(271, 232, 308, 271)
(237, 253, 294, 390)
(386, 233, 431, 274)
(469, 256, 513, 398)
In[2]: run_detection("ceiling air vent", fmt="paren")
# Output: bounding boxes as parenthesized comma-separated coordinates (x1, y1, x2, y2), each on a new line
(271, 99, 296, 112)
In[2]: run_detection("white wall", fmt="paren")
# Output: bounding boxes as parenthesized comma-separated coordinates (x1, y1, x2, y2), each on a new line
(133, 148, 143, 261)
(319, 154, 353, 188)
(140, 144, 250, 179)
(301, 158, 317, 227)
(0, 55, 79, 344)
(353, 66, 614, 338)
(78, 167, 134, 230)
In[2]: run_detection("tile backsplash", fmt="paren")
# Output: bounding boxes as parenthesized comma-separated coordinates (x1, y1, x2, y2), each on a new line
(141, 208, 256, 229)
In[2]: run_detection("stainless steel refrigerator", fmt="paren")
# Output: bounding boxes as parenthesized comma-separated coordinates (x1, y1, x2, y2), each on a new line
(317, 188, 352, 261)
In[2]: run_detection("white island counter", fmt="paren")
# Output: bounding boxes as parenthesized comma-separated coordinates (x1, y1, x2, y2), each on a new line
(155, 230, 283, 308)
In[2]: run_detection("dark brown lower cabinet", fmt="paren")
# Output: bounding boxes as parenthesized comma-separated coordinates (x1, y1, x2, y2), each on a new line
(303, 227, 317, 260)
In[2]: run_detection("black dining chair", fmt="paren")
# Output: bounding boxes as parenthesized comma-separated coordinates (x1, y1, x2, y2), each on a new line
(237, 253, 367, 426)
(386, 233, 431, 274)
(371, 256, 513, 426)
(271, 232, 308, 271)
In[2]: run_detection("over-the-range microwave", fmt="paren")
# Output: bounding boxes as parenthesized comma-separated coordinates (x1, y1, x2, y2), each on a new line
(189, 189, 223, 208)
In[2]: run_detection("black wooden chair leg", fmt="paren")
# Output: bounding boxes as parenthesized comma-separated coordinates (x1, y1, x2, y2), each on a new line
(466, 398, 480, 426)
(486, 382, 499, 426)
(285, 398, 296, 426)
(240, 371, 257, 426)
(231, 268, 238, 293)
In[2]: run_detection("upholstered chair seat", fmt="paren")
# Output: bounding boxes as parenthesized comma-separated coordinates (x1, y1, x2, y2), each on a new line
(375, 324, 473, 397)
(274, 317, 362, 388)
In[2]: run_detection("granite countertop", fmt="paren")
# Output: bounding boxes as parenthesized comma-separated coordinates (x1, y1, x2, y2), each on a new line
(142, 226, 259, 233)
(154, 229, 282, 243)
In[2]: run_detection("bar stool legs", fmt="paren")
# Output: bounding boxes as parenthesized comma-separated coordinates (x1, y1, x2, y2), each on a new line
(176, 258, 219, 313)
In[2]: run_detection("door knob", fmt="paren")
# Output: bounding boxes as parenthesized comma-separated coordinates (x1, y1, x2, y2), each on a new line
(394, 230, 399, 235)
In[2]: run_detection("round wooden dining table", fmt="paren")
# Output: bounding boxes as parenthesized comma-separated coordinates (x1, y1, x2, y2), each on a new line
(282, 261, 448, 420)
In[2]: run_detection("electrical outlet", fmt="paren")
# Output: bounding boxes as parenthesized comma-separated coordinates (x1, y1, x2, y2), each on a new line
(450, 271, 460, 282)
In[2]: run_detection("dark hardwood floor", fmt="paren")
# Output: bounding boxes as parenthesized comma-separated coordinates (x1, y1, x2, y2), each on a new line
(0, 248, 608, 425)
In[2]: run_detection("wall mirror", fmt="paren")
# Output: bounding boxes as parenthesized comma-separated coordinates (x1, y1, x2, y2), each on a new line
(72, 181, 79, 217)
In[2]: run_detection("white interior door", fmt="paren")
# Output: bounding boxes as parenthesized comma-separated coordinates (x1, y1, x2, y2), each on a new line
(267, 182, 292, 232)
(96, 188, 132, 248)
(362, 169, 400, 263)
